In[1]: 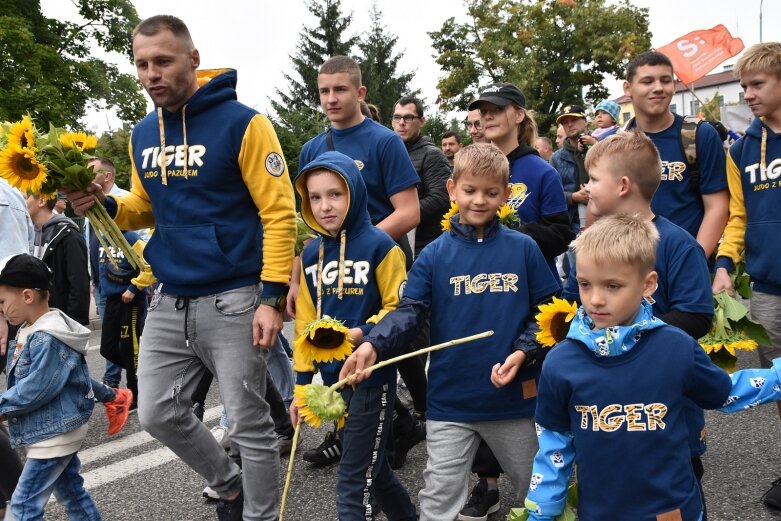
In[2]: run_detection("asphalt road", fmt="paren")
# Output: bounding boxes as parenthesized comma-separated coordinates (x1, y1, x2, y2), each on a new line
(4, 321, 781, 521)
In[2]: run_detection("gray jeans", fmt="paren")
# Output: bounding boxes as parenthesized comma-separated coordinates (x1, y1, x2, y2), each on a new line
(137, 284, 279, 521)
(419, 418, 537, 521)
(751, 291, 781, 368)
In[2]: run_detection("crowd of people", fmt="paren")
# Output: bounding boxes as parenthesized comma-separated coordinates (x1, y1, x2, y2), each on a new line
(1, 12, 781, 521)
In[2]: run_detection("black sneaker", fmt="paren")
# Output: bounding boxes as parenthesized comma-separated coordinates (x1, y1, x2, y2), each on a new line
(302, 431, 342, 466)
(457, 479, 500, 521)
(762, 477, 781, 510)
(216, 489, 243, 521)
(192, 402, 205, 422)
(390, 419, 426, 470)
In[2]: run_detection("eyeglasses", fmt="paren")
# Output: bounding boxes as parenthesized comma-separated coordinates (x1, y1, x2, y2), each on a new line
(465, 120, 482, 130)
(391, 114, 421, 123)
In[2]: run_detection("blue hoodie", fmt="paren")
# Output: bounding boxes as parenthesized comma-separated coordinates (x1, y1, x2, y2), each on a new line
(716, 116, 781, 294)
(106, 69, 295, 298)
(293, 151, 407, 387)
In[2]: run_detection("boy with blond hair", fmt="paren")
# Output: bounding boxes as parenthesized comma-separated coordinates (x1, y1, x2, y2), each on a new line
(342, 143, 561, 520)
(712, 41, 781, 508)
(525, 214, 781, 520)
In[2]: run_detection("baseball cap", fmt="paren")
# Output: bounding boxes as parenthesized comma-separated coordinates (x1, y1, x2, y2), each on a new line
(468, 83, 526, 110)
(556, 104, 587, 124)
(0, 254, 52, 290)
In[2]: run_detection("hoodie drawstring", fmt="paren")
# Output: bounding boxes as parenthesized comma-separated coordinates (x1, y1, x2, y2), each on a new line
(315, 229, 347, 318)
(337, 230, 346, 300)
(316, 241, 324, 319)
(761, 125, 768, 176)
(181, 105, 189, 179)
(157, 107, 168, 186)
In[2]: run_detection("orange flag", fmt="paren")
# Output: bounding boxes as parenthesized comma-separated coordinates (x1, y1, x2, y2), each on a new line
(656, 25, 745, 84)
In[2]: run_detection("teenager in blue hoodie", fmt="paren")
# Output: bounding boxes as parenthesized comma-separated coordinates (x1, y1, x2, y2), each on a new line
(343, 143, 561, 521)
(291, 151, 416, 521)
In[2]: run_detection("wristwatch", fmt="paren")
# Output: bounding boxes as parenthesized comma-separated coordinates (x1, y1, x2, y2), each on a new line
(260, 294, 287, 313)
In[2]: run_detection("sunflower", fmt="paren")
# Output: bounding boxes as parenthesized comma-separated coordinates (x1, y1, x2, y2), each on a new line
(535, 297, 578, 347)
(59, 132, 98, 152)
(293, 384, 347, 429)
(0, 144, 48, 194)
(497, 204, 520, 228)
(294, 316, 354, 365)
(441, 201, 459, 231)
(5, 116, 37, 151)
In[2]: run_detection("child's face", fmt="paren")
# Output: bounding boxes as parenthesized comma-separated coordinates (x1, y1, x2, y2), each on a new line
(446, 172, 510, 238)
(741, 71, 781, 119)
(585, 160, 624, 217)
(306, 170, 349, 236)
(594, 110, 615, 129)
(0, 286, 33, 326)
(576, 254, 657, 329)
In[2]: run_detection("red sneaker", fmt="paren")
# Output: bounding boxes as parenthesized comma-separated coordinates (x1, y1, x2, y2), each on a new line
(105, 388, 132, 435)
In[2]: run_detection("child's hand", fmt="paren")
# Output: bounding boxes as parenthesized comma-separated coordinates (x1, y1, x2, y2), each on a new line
(121, 290, 134, 303)
(491, 351, 526, 388)
(289, 400, 299, 427)
(348, 327, 364, 346)
(339, 343, 378, 384)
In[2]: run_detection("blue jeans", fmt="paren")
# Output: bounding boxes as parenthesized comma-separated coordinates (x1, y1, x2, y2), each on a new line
(136, 284, 279, 521)
(12, 453, 101, 521)
(96, 285, 122, 387)
(266, 333, 294, 407)
(337, 381, 417, 521)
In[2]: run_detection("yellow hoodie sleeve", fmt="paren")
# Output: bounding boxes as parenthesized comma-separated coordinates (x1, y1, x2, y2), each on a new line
(129, 239, 156, 292)
(111, 139, 156, 231)
(365, 245, 408, 325)
(238, 115, 296, 288)
(293, 259, 317, 375)
(716, 152, 746, 265)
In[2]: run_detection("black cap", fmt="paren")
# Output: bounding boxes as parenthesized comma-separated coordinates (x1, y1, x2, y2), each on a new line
(0, 254, 52, 290)
(556, 104, 587, 124)
(468, 83, 526, 110)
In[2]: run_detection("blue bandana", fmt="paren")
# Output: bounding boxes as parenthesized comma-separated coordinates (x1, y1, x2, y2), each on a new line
(566, 300, 665, 357)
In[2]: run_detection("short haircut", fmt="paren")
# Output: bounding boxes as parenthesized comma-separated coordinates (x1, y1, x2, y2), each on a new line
(442, 131, 462, 144)
(452, 143, 509, 184)
(395, 96, 424, 117)
(320, 56, 362, 88)
(626, 51, 674, 83)
(572, 213, 659, 274)
(91, 157, 116, 174)
(132, 15, 194, 48)
(32, 193, 57, 211)
(735, 42, 781, 80)
(585, 130, 662, 201)
(536, 136, 552, 149)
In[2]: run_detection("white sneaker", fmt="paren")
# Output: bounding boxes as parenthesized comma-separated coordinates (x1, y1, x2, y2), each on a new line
(202, 485, 220, 501)
(210, 425, 230, 450)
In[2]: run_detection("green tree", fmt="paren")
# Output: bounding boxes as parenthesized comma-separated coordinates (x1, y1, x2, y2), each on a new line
(96, 124, 132, 190)
(270, 0, 358, 174)
(422, 113, 465, 146)
(357, 3, 418, 125)
(0, 0, 146, 129)
(698, 91, 722, 121)
(428, 0, 651, 134)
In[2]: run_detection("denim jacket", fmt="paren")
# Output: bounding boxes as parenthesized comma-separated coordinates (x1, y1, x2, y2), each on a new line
(0, 310, 94, 447)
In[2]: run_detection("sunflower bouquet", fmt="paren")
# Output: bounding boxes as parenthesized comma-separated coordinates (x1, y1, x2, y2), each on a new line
(535, 297, 578, 347)
(0, 116, 140, 269)
(440, 201, 520, 232)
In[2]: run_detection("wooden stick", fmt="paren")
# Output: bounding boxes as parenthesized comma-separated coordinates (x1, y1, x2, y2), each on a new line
(279, 420, 302, 521)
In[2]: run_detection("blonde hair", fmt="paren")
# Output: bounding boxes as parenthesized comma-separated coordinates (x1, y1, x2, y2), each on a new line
(735, 42, 781, 80)
(517, 108, 538, 146)
(571, 214, 659, 273)
(584, 131, 662, 201)
(320, 56, 362, 88)
(452, 143, 509, 184)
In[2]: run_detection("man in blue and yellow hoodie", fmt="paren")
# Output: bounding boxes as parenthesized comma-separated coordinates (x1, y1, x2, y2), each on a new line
(67, 15, 295, 521)
(291, 151, 417, 521)
(712, 41, 781, 509)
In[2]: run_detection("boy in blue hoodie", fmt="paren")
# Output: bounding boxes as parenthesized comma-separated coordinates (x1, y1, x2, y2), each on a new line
(344, 143, 561, 521)
(0, 254, 101, 521)
(290, 151, 416, 521)
(712, 41, 781, 508)
(525, 214, 781, 521)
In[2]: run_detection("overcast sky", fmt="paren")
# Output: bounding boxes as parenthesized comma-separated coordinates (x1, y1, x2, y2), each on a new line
(39, 0, 781, 132)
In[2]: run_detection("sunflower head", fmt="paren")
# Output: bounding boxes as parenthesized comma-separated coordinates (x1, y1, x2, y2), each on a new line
(698, 331, 756, 373)
(535, 297, 578, 347)
(497, 204, 520, 228)
(441, 201, 459, 231)
(0, 144, 48, 194)
(5, 116, 37, 151)
(294, 316, 354, 365)
(59, 132, 98, 153)
(294, 384, 347, 429)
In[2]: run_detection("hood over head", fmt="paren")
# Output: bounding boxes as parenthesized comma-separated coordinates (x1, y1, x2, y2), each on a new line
(294, 151, 371, 238)
(24, 309, 90, 355)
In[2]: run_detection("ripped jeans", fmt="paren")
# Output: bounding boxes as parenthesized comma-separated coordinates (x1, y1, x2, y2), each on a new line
(136, 284, 279, 521)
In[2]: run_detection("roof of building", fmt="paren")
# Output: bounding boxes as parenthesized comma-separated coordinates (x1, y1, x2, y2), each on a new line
(674, 70, 738, 92)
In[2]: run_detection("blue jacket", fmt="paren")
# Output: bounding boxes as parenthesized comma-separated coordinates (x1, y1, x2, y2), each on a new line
(550, 145, 582, 235)
(0, 310, 94, 447)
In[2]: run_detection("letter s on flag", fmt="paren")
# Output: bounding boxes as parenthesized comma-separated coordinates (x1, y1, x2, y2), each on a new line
(656, 25, 745, 85)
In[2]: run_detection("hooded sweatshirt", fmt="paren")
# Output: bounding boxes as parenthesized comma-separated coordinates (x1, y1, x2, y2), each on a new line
(105, 69, 296, 298)
(716, 117, 781, 295)
(293, 151, 407, 387)
(1, 309, 93, 449)
(34, 213, 90, 325)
